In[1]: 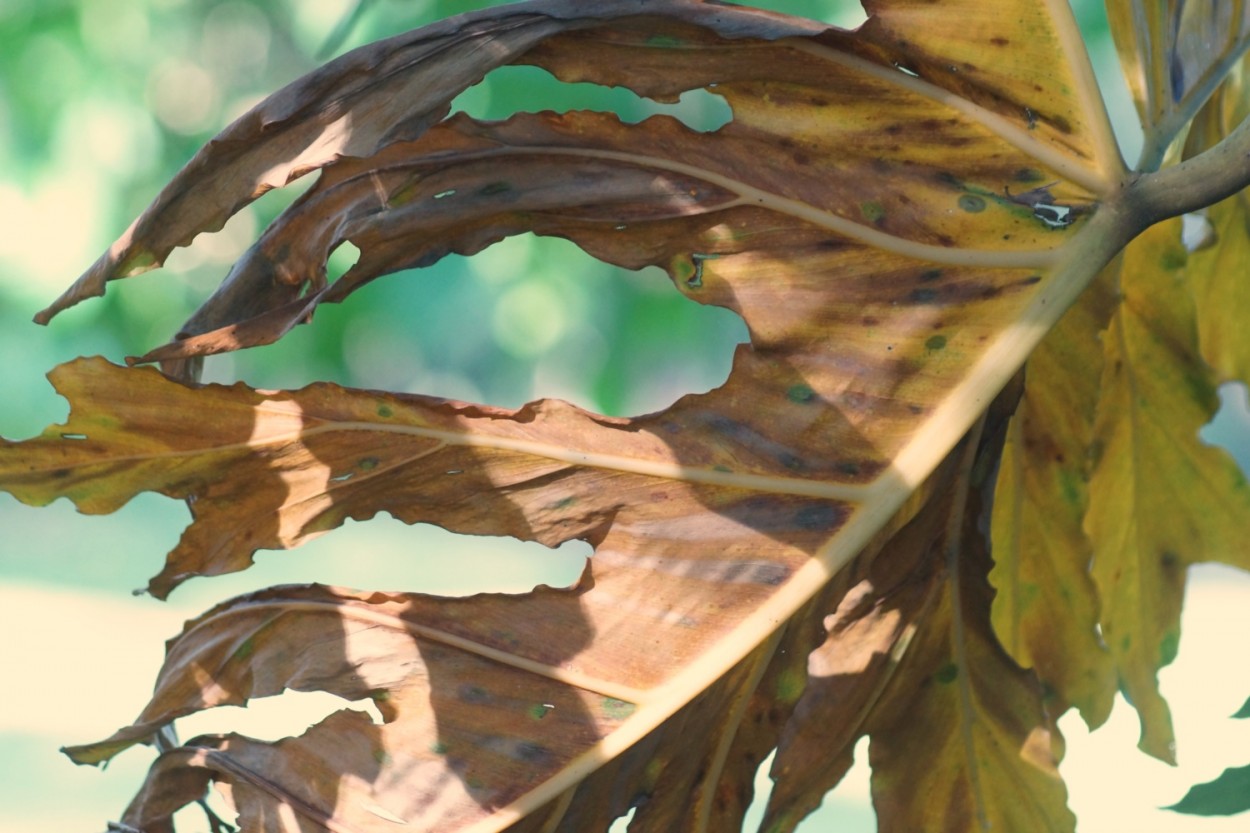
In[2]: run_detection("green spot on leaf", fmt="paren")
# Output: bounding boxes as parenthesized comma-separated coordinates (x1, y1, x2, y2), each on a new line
(958, 194, 987, 212)
(528, 703, 551, 720)
(430, 742, 449, 755)
(1160, 244, 1187, 271)
(646, 35, 685, 47)
(776, 666, 806, 703)
(860, 200, 885, 223)
(359, 457, 379, 471)
(601, 697, 636, 720)
(1160, 630, 1180, 666)
(935, 663, 958, 684)
(926, 334, 948, 351)
(232, 637, 255, 662)
(377, 405, 393, 418)
(787, 384, 816, 403)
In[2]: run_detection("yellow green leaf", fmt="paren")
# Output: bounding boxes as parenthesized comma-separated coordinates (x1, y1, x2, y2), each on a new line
(989, 273, 1117, 728)
(1085, 218, 1250, 763)
(1185, 57, 1250, 382)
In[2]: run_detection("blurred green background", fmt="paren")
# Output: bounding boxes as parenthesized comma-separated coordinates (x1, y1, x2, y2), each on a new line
(0, 1, 1247, 831)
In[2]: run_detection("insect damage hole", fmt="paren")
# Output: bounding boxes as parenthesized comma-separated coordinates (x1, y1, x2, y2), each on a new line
(337, 233, 748, 417)
(451, 65, 732, 133)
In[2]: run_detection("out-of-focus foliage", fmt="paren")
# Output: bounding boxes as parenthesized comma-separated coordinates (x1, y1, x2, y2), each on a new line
(0, 0, 749, 420)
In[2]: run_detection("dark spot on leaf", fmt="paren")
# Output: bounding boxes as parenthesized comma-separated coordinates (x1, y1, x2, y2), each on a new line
(862, 316, 880, 326)
(837, 461, 861, 476)
(478, 181, 512, 196)
(713, 464, 732, 473)
(51, 468, 70, 479)
(990, 36, 1009, 46)
(958, 194, 987, 213)
(459, 685, 491, 704)
(514, 742, 550, 763)
(908, 287, 939, 303)
(1050, 114, 1073, 134)
(1161, 245, 1187, 271)
(751, 564, 790, 586)
(935, 663, 958, 684)
(920, 269, 943, 282)
(1015, 168, 1044, 183)
(779, 452, 804, 470)
(926, 335, 948, 351)
(795, 504, 841, 530)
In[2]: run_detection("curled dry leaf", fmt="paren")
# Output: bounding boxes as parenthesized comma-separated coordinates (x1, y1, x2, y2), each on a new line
(0, 0, 1161, 830)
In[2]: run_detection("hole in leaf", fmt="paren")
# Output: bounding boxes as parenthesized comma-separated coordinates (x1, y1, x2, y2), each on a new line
(174, 689, 385, 744)
(1200, 382, 1250, 475)
(744, 0, 868, 28)
(173, 514, 592, 606)
(327, 240, 361, 283)
(741, 740, 876, 831)
(171, 786, 238, 833)
(1181, 212, 1216, 252)
(330, 233, 748, 417)
(452, 65, 732, 133)
(608, 805, 637, 832)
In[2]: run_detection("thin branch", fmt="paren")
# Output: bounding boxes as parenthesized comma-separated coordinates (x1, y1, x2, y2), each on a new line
(1131, 114, 1250, 227)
